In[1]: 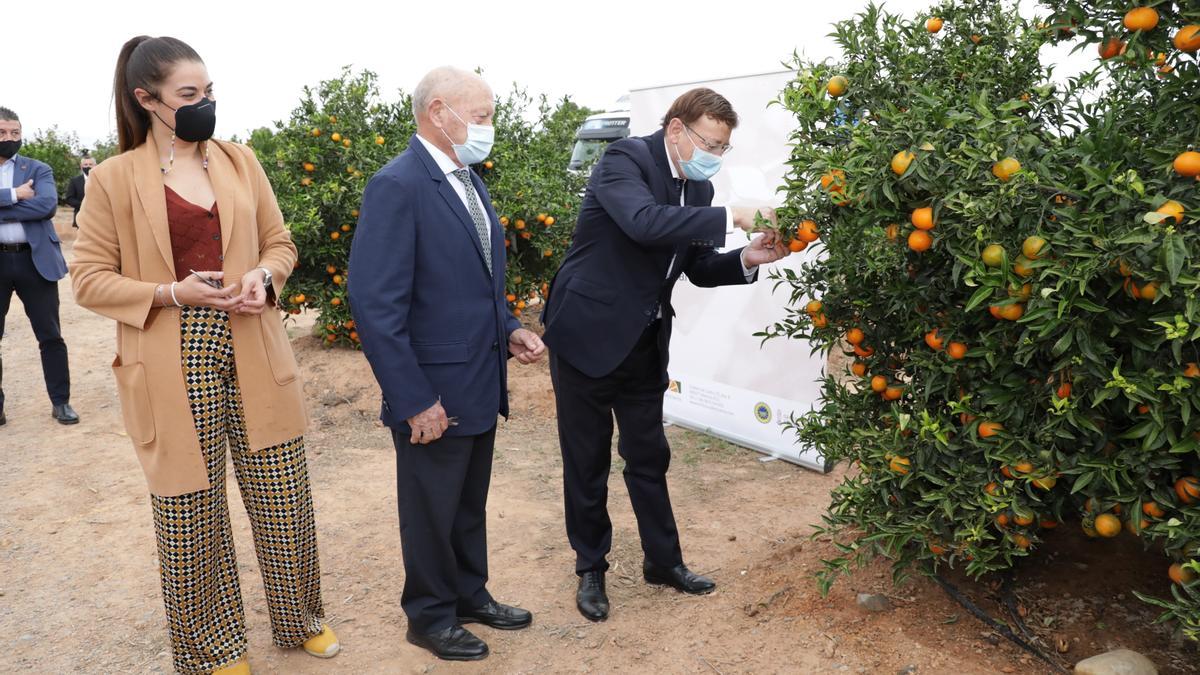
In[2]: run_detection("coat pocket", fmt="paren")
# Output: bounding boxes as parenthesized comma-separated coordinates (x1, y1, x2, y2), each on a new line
(411, 340, 469, 364)
(111, 356, 156, 445)
(565, 276, 616, 305)
(260, 313, 300, 385)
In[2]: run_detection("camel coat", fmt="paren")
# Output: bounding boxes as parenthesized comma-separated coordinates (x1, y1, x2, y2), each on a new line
(72, 136, 307, 497)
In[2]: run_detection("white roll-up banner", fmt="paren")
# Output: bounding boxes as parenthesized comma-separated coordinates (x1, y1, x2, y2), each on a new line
(629, 71, 829, 472)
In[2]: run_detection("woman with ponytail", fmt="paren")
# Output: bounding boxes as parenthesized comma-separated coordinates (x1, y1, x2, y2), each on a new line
(71, 36, 338, 674)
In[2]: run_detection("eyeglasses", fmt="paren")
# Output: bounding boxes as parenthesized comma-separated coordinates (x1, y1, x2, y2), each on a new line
(684, 124, 732, 155)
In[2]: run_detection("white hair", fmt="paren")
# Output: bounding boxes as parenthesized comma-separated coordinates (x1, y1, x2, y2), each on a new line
(412, 66, 490, 123)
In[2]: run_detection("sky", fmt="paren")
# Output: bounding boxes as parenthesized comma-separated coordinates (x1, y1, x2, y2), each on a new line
(9, 0, 1087, 148)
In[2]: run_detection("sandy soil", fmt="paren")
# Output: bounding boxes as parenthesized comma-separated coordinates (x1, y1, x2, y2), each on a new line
(0, 219, 1195, 674)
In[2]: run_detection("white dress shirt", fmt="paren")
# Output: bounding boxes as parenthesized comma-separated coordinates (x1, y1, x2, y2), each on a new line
(0, 155, 28, 244)
(415, 134, 491, 248)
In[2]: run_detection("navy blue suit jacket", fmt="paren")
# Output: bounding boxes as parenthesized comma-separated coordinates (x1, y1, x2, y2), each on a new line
(349, 135, 520, 436)
(0, 154, 66, 281)
(542, 129, 752, 379)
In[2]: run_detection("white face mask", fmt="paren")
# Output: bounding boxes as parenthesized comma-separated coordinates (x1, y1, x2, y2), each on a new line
(440, 103, 495, 166)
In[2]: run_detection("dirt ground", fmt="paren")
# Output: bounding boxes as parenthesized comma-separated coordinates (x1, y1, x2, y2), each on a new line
(1, 221, 1197, 674)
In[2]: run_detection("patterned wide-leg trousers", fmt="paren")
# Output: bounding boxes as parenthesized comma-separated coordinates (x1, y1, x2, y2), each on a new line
(150, 306, 324, 674)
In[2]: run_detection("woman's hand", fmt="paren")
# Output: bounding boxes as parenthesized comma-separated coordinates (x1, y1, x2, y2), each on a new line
(233, 269, 269, 315)
(172, 272, 241, 311)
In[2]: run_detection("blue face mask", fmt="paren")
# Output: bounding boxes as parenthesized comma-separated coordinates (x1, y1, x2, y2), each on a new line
(441, 104, 495, 166)
(677, 126, 723, 181)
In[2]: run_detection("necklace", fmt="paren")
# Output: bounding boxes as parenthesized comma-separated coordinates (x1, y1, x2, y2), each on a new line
(161, 134, 210, 174)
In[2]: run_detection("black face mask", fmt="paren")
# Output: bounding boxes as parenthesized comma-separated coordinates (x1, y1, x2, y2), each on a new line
(0, 139, 21, 159)
(155, 96, 217, 143)
(82, 167, 91, 176)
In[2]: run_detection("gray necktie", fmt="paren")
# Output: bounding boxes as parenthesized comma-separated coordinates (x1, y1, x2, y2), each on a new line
(451, 168, 492, 273)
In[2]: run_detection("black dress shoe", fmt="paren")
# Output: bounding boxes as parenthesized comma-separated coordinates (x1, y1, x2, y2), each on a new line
(576, 570, 609, 622)
(643, 561, 716, 595)
(405, 625, 488, 661)
(0, 411, 6, 426)
(457, 600, 532, 630)
(52, 404, 79, 425)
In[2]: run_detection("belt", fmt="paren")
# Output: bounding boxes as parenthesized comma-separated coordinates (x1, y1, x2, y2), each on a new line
(0, 242, 31, 252)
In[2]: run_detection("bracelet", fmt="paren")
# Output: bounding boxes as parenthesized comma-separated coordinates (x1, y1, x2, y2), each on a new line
(169, 282, 182, 308)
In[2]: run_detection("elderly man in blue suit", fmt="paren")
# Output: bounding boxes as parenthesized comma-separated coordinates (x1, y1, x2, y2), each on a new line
(349, 67, 545, 662)
(0, 106, 77, 428)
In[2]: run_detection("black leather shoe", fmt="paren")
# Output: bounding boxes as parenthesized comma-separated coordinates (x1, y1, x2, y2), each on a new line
(52, 404, 79, 425)
(643, 561, 716, 595)
(576, 570, 609, 622)
(0, 411, 6, 426)
(405, 625, 488, 661)
(457, 600, 532, 630)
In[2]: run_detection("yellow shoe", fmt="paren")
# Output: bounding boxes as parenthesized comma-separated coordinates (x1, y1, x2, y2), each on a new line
(213, 658, 250, 675)
(303, 625, 340, 659)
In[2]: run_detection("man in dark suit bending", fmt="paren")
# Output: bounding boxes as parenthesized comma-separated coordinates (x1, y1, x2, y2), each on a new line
(542, 88, 787, 621)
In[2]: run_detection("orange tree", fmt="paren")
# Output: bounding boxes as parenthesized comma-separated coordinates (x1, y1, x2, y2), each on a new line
(763, 0, 1199, 639)
(254, 69, 589, 344)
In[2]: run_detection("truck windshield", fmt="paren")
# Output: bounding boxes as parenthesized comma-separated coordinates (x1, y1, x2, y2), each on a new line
(568, 139, 608, 170)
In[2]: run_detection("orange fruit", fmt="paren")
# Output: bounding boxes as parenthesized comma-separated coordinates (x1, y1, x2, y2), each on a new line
(303, 162, 315, 173)
(1175, 25, 1200, 52)
(989, 305, 1004, 320)
(325, 334, 336, 343)
(1032, 476, 1057, 490)
(545, 216, 556, 226)
(911, 206, 935, 230)
(351, 209, 360, 218)
(924, 328, 944, 351)
(505, 293, 517, 303)
(885, 223, 899, 241)
(332, 274, 343, 285)
(947, 342, 968, 360)
(982, 244, 1005, 267)
(999, 303, 1024, 321)
(852, 344, 875, 358)
(970, 34, 982, 44)
(330, 132, 342, 142)
(870, 376, 888, 393)
(499, 216, 510, 227)
(891, 151, 915, 176)
(484, 160, 494, 170)
(330, 231, 341, 241)
(1098, 37, 1126, 60)
(311, 128, 322, 137)
(1122, 7, 1159, 32)
(1014, 513, 1034, 527)
(342, 138, 352, 148)
(543, 249, 553, 258)
(1138, 404, 1150, 414)
(1039, 519, 1059, 529)
(331, 297, 342, 306)
(1140, 281, 1158, 301)
(1176, 476, 1200, 504)
(846, 328, 865, 346)
(375, 135, 385, 145)
(517, 300, 527, 310)
(1173, 151, 1200, 177)
(978, 421, 1003, 438)
(798, 220, 820, 243)
(787, 238, 808, 253)
(1009, 283, 1033, 301)
(1093, 513, 1121, 538)
(515, 219, 526, 230)
(326, 265, 337, 275)
(350, 330, 359, 342)
(996, 513, 1010, 528)
(907, 230, 932, 252)
(1056, 382, 1072, 399)
(805, 300, 823, 316)
(926, 17, 943, 33)
(1013, 256, 1035, 278)
(1022, 236, 1046, 260)
(820, 169, 846, 193)
(1169, 563, 1197, 585)
(1183, 362, 1200, 378)
(991, 157, 1021, 181)
(294, 294, 306, 304)
(984, 482, 999, 496)
(537, 213, 548, 223)
(812, 313, 828, 329)
(1013, 461, 1034, 475)
(520, 231, 532, 240)
(341, 224, 352, 232)
(889, 455, 910, 474)
(1156, 200, 1184, 224)
(345, 320, 355, 329)
(826, 76, 848, 98)
(1142, 502, 1165, 519)
(883, 386, 904, 401)
(851, 361, 868, 377)
(928, 541, 948, 556)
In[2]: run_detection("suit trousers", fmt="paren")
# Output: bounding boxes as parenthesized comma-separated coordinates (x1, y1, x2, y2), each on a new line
(392, 425, 496, 634)
(0, 247, 70, 411)
(550, 320, 683, 575)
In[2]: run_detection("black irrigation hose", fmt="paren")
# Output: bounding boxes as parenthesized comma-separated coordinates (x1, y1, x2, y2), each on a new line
(931, 573, 1069, 673)
(999, 571, 1042, 648)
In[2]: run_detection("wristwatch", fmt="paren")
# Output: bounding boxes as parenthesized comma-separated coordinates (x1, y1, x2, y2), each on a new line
(257, 267, 273, 289)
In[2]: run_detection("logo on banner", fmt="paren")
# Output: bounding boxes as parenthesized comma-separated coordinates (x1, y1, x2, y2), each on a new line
(754, 402, 772, 424)
(668, 380, 683, 394)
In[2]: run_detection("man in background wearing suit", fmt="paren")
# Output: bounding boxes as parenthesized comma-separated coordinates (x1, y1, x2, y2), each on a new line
(349, 67, 545, 662)
(542, 88, 787, 622)
(63, 153, 95, 228)
(0, 106, 78, 428)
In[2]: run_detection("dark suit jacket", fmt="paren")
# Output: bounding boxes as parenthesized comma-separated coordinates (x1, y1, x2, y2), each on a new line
(542, 129, 752, 379)
(65, 174, 86, 227)
(349, 134, 521, 436)
(0, 154, 65, 281)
